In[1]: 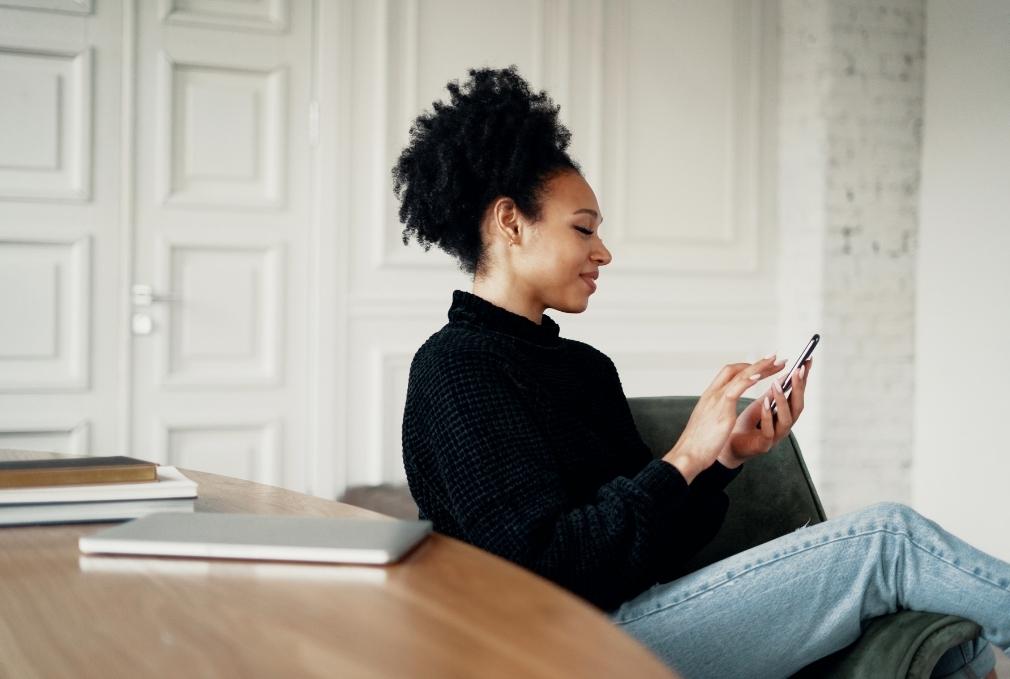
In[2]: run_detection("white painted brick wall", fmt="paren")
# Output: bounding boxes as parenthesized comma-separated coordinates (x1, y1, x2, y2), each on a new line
(777, 0, 925, 517)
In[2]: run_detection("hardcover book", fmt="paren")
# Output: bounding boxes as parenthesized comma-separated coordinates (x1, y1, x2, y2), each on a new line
(0, 465, 197, 504)
(0, 452, 158, 488)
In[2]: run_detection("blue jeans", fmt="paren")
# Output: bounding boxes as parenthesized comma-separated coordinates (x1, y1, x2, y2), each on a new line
(609, 502, 1010, 679)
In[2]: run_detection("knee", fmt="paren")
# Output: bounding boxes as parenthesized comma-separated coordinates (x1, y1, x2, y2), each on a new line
(863, 501, 921, 529)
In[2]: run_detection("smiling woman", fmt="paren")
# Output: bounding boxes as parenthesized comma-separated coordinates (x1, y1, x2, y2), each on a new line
(391, 65, 611, 323)
(393, 66, 1010, 679)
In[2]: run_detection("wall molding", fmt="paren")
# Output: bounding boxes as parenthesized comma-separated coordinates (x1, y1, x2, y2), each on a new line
(159, 0, 288, 34)
(0, 46, 92, 201)
(0, 419, 91, 454)
(0, 235, 91, 392)
(155, 50, 287, 209)
(0, 0, 91, 16)
(156, 417, 282, 484)
(600, 0, 762, 273)
(153, 237, 285, 389)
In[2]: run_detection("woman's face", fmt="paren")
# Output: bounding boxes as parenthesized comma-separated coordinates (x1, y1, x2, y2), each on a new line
(512, 170, 612, 315)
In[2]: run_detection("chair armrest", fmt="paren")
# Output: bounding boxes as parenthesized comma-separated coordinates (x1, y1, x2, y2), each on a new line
(790, 610, 983, 679)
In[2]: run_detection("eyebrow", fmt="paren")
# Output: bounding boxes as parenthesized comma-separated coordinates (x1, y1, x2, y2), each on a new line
(573, 208, 603, 222)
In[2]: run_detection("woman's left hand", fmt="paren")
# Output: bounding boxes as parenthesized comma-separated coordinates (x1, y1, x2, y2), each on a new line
(716, 357, 813, 468)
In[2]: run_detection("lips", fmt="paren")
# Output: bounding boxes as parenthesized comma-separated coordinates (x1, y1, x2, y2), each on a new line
(580, 273, 598, 293)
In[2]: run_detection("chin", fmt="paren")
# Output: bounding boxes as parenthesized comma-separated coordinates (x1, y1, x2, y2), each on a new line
(562, 298, 591, 314)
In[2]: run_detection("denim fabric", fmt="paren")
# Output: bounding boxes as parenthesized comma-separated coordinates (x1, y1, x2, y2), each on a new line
(609, 502, 1009, 679)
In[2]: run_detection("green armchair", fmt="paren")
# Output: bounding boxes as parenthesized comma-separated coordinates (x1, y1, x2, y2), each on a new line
(627, 395, 986, 679)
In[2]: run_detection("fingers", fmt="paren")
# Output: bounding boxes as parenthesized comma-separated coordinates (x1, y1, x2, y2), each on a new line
(706, 362, 751, 393)
(770, 377, 793, 435)
(759, 394, 774, 437)
(723, 356, 786, 400)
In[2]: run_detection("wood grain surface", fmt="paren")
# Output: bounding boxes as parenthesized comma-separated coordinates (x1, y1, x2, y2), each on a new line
(0, 468, 679, 679)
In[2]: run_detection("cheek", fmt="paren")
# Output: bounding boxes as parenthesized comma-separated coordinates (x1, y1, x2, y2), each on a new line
(519, 237, 587, 283)
(547, 239, 588, 270)
(542, 250, 584, 281)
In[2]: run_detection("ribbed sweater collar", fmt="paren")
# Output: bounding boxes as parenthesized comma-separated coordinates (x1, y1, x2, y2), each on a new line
(448, 290, 561, 348)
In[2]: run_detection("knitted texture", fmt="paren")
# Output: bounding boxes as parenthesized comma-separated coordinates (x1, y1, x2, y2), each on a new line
(402, 290, 743, 612)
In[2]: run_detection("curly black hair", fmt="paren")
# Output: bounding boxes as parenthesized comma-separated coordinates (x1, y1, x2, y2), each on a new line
(391, 65, 580, 277)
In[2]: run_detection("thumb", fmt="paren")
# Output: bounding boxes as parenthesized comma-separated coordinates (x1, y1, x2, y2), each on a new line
(738, 397, 764, 425)
(731, 426, 774, 457)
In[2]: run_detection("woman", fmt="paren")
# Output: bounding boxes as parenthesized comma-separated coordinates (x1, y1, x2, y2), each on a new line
(395, 66, 1009, 679)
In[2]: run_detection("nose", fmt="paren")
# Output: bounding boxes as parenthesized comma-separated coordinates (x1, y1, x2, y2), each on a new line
(593, 237, 613, 266)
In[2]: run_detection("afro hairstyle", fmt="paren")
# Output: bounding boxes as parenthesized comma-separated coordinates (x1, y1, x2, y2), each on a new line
(391, 65, 580, 277)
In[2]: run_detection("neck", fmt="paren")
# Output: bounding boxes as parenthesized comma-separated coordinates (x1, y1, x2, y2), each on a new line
(471, 277, 545, 325)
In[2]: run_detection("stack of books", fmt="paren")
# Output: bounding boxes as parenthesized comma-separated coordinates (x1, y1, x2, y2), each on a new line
(0, 450, 198, 526)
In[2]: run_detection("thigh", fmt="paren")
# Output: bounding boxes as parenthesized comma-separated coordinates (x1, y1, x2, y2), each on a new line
(609, 502, 909, 679)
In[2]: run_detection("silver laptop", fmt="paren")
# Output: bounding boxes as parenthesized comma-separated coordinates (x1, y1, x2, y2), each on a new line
(79, 512, 433, 565)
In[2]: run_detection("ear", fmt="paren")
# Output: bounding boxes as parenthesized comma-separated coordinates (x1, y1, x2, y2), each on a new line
(491, 196, 522, 246)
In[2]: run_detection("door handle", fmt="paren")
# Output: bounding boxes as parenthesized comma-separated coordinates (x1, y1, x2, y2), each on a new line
(132, 284, 178, 307)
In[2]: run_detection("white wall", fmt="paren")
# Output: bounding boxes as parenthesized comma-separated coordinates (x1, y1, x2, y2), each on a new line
(913, 0, 1010, 559)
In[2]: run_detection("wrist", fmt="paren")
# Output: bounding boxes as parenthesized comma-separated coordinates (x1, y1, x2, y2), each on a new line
(716, 449, 745, 469)
(662, 447, 706, 484)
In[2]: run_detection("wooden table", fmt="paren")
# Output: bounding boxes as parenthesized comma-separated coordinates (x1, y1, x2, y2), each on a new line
(0, 469, 679, 678)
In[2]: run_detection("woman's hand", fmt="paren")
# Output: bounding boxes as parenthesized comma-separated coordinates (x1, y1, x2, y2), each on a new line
(717, 357, 813, 468)
(663, 355, 787, 481)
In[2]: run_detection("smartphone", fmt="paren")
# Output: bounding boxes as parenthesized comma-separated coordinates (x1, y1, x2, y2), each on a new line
(758, 333, 820, 429)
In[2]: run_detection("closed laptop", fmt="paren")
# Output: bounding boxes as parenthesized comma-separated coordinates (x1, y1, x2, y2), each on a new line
(79, 512, 433, 565)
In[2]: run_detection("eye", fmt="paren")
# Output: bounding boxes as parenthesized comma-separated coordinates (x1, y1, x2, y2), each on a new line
(575, 226, 593, 236)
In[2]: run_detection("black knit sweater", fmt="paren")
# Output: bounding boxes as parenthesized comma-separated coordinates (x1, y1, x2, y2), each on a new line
(401, 290, 743, 612)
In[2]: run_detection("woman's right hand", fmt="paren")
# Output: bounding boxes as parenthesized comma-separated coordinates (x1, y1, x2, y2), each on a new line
(662, 355, 787, 483)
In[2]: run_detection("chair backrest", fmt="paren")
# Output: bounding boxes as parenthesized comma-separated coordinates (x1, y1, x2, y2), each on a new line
(627, 395, 828, 577)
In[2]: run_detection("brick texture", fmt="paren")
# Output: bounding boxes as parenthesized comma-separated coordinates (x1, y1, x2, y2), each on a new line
(778, 0, 925, 517)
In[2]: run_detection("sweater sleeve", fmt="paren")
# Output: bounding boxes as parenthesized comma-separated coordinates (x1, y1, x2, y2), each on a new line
(596, 351, 743, 579)
(419, 349, 692, 611)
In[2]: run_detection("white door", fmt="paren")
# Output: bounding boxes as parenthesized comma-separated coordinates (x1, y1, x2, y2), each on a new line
(128, 0, 315, 490)
(0, 2, 124, 456)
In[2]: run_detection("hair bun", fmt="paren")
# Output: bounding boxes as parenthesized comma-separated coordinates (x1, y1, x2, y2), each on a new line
(392, 65, 578, 276)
